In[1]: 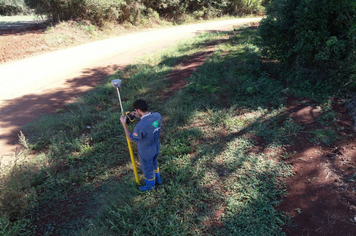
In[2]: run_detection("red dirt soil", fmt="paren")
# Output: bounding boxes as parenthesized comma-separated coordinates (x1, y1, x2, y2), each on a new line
(278, 96, 356, 236)
(2, 23, 356, 236)
(0, 25, 49, 63)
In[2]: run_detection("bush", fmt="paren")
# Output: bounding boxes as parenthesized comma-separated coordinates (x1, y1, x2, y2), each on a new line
(26, 0, 265, 25)
(228, 0, 264, 15)
(259, 0, 356, 87)
(0, 0, 31, 15)
(25, 0, 139, 25)
(0, 162, 38, 222)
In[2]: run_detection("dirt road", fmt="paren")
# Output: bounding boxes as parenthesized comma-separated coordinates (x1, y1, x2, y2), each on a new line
(0, 18, 261, 165)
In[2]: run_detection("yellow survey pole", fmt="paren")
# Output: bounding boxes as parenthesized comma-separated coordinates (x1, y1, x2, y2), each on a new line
(125, 124, 140, 185)
(111, 80, 140, 185)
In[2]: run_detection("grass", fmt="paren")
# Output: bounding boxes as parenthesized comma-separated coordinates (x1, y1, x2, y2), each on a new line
(308, 129, 337, 146)
(0, 25, 343, 235)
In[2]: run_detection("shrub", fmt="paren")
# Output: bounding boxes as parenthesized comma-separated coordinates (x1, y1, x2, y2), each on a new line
(228, 0, 264, 15)
(259, 0, 356, 87)
(25, 0, 143, 25)
(0, 162, 38, 222)
(26, 0, 265, 25)
(0, 0, 31, 15)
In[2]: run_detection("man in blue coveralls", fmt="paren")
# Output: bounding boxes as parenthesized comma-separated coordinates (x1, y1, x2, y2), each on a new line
(120, 99, 163, 191)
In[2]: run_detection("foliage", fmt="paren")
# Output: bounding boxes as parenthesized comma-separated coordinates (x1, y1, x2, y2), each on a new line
(227, 0, 264, 15)
(25, 0, 134, 25)
(24, 0, 264, 25)
(0, 0, 31, 15)
(0, 217, 34, 236)
(308, 129, 337, 146)
(261, 0, 271, 7)
(0, 158, 38, 225)
(259, 0, 356, 88)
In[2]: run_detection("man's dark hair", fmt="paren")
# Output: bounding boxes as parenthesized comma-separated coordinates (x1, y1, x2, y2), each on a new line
(133, 99, 148, 112)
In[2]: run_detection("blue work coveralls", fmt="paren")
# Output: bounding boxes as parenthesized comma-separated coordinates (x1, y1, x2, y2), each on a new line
(129, 112, 162, 180)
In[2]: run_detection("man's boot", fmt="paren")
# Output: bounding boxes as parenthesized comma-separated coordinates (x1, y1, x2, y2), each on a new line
(139, 178, 156, 191)
(155, 168, 162, 185)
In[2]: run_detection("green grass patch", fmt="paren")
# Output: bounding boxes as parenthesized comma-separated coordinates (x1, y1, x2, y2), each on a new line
(308, 129, 337, 146)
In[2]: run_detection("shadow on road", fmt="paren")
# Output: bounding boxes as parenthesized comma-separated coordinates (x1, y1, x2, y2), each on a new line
(0, 21, 47, 35)
(0, 64, 124, 157)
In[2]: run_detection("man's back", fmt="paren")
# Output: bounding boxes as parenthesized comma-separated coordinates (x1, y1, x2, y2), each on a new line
(131, 112, 162, 148)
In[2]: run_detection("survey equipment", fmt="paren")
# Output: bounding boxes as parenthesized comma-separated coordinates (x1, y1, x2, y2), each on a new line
(111, 79, 139, 185)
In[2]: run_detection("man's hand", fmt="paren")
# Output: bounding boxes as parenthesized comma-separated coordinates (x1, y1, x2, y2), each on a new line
(119, 115, 133, 142)
(131, 111, 140, 118)
(120, 115, 127, 125)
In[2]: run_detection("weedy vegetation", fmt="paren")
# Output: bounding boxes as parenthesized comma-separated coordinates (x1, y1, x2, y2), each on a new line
(0, 24, 346, 235)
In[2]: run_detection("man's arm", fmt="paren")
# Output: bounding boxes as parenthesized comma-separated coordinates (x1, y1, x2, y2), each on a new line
(120, 115, 133, 142)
